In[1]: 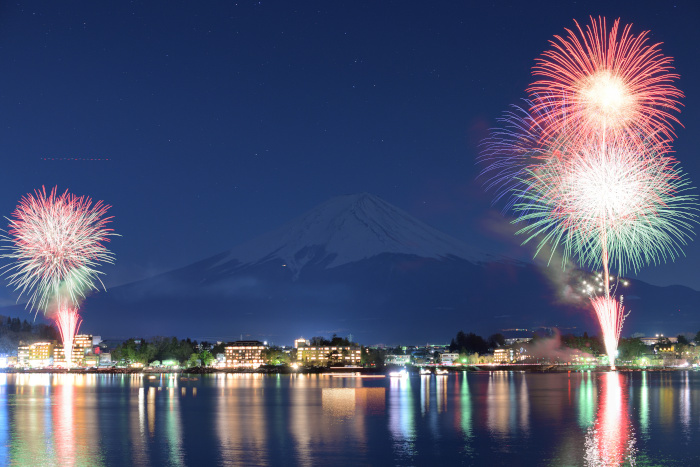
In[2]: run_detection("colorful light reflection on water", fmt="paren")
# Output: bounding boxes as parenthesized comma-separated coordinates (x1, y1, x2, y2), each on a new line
(584, 372, 636, 466)
(0, 371, 698, 465)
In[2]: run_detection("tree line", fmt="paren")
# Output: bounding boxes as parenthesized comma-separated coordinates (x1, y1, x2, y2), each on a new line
(0, 315, 60, 354)
(449, 331, 505, 354)
(111, 337, 223, 367)
(447, 329, 700, 364)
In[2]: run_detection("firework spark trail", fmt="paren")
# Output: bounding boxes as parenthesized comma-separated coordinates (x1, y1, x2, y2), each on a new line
(524, 18, 693, 369)
(55, 306, 82, 368)
(478, 100, 563, 210)
(590, 296, 626, 367)
(513, 135, 696, 368)
(579, 272, 630, 349)
(529, 16, 683, 148)
(481, 17, 697, 369)
(512, 135, 695, 367)
(2, 186, 115, 313)
(483, 107, 697, 276)
(514, 136, 697, 276)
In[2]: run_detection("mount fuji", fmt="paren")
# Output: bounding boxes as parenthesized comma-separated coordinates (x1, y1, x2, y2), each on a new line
(83, 193, 700, 344)
(212, 192, 491, 275)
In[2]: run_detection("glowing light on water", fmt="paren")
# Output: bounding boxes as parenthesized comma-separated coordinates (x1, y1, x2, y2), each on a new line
(584, 373, 636, 466)
(458, 372, 472, 439)
(389, 374, 415, 456)
(578, 373, 595, 428)
(54, 381, 75, 465)
(639, 371, 649, 435)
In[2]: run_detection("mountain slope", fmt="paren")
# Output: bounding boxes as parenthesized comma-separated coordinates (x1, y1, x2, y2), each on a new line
(78, 193, 700, 343)
(212, 192, 493, 275)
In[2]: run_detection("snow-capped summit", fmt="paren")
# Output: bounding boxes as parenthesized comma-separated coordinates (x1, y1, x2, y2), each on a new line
(216, 192, 488, 273)
(83, 192, 700, 343)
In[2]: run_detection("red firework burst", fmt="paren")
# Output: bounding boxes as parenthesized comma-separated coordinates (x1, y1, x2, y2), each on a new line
(481, 18, 696, 369)
(3, 186, 115, 312)
(528, 16, 683, 147)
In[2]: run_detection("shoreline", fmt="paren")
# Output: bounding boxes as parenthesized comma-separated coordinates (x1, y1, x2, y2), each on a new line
(0, 364, 694, 375)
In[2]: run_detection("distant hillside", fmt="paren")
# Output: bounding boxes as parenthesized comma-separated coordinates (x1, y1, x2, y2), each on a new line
(77, 193, 700, 344)
(0, 315, 59, 354)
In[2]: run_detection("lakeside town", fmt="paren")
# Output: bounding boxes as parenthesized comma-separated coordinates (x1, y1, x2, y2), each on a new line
(2, 315, 700, 371)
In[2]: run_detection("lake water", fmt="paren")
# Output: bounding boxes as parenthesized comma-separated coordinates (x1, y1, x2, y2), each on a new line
(0, 371, 699, 466)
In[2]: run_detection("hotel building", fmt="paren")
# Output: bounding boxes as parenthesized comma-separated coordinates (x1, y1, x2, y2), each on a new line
(56, 334, 95, 367)
(224, 341, 268, 369)
(28, 342, 55, 368)
(294, 337, 310, 348)
(74, 334, 94, 356)
(17, 346, 29, 367)
(296, 344, 362, 366)
(493, 348, 515, 364)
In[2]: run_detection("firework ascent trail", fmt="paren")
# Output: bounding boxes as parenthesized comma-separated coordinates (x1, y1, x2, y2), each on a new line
(2, 186, 115, 367)
(55, 306, 82, 369)
(481, 16, 697, 369)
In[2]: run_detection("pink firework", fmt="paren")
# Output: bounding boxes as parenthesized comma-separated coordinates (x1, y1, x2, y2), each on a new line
(523, 18, 692, 369)
(482, 18, 697, 370)
(529, 17, 683, 148)
(514, 136, 694, 276)
(3, 186, 115, 313)
(513, 133, 695, 369)
(590, 297, 626, 370)
(55, 306, 82, 369)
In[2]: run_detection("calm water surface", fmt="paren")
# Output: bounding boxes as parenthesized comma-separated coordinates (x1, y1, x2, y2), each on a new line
(0, 371, 699, 466)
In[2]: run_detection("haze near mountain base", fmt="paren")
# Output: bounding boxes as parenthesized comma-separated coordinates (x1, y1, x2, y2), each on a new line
(83, 193, 700, 343)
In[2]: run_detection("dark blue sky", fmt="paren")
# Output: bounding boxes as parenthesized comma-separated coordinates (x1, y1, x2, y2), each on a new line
(0, 0, 698, 299)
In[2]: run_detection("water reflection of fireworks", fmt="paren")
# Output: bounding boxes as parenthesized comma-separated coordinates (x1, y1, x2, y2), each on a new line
(481, 18, 697, 369)
(584, 373, 637, 466)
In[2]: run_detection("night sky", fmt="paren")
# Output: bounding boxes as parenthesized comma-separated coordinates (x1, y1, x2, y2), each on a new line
(0, 1, 699, 312)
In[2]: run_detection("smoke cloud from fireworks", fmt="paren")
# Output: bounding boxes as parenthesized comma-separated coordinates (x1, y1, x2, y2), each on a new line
(481, 17, 697, 368)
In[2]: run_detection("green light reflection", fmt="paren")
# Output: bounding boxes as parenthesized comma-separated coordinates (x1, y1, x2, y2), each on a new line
(460, 372, 472, 438)
(578, 372, 595, 428)
(640, 371, 648, 435)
